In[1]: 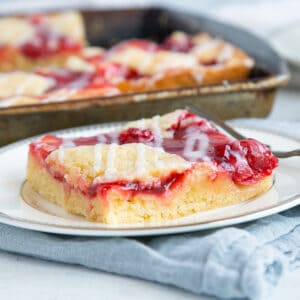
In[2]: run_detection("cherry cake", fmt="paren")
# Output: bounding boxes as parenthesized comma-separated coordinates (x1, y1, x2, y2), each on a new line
(26, 110, 277, 224)
(0, 10, 254, 108)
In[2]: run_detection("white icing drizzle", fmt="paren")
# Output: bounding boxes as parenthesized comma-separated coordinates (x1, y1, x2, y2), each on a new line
(153, 147, 166, 169)
(57, 146, 64, 164)
(41, 89, 77, 103)
(61, 139, 75, 148)
(151, 115, 163, 147)
(97, 134, 107, 144)
(115, 48, 136, 67)
(183, 127, 209, 160)
(109, 131, 119, 143)
(0, 74, 9, 85)
(93, 144, 103, 172)
(193, 39, 220, 55)
(217, 45, 233, 63)
(156, 53, 196, 72)
(135, 143, 146, 177)
(57, 140, 76, 164)
(139, 52, 154, 73)
(104, 143, 117, 180)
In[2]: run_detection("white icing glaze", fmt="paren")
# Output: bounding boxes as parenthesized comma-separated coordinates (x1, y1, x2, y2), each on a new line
(115, 48, 135, 67)
(109, 131, 119, 143)
(155, 52, 196, 72)
(65, 56, 95, 72)
(57, 147, 64, 164)
(93, 144, 102, 172)
(153, 147, 167, 169)
(88, 143, 191, 184)
(135, 143, 146, 176)
(104, 143, 117, 180)
(183, 126, 209, 160)
(61, 139, 75, 148)
(217, 45, 233, 63)
(151, 115, 163, 147)
(193, 39, 220, 55)
(110, 48, 196, 75)
(97, 134, 107, 144)
(139, 53, 154, 73)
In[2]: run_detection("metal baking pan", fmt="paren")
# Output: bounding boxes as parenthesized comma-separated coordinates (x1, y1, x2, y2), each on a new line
(0, 7, 289, 145)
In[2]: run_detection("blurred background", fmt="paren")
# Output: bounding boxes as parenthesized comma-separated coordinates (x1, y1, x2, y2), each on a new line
(1, 0, 299, 120)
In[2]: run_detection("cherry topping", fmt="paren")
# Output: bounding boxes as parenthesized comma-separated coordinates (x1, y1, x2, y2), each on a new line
(20, 17, 82, 58)
(119, 128, 154, 144)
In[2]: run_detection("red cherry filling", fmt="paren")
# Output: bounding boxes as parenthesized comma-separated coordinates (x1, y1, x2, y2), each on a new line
(200, 59, 218, 66)
(240, 139, 277, 177)
(119, 128, 154, 144)
(213, 139, 277, 185)
(85, 172, 185, 198)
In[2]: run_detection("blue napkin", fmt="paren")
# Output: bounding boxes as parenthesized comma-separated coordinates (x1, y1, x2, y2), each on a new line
(0, 119, 299, 300)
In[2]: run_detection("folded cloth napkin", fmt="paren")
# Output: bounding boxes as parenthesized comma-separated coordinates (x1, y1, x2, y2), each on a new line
(0, 119, 299, 300)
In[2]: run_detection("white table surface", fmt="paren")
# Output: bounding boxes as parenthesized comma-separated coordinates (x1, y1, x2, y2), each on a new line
(0, 240, 299, 300)
(0, 0, 300, 299)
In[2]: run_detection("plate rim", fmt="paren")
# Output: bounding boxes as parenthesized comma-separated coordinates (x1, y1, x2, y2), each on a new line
(1, 193, 300, 236)
(0, 123, 299, 236)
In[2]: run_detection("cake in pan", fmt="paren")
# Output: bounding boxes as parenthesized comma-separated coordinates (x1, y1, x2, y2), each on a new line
(0, 11, 85, 71)
(0, 10, 254, 108)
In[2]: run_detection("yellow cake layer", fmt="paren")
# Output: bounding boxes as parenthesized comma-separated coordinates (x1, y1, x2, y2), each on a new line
(26, 154, 273, 224)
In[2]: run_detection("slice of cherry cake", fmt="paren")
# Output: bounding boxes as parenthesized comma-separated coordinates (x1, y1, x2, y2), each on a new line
(0, 12, 85, 71)
(26, 110, 277, 224)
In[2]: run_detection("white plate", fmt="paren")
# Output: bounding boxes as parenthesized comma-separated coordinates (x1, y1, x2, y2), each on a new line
(0, 124, 300, 236)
